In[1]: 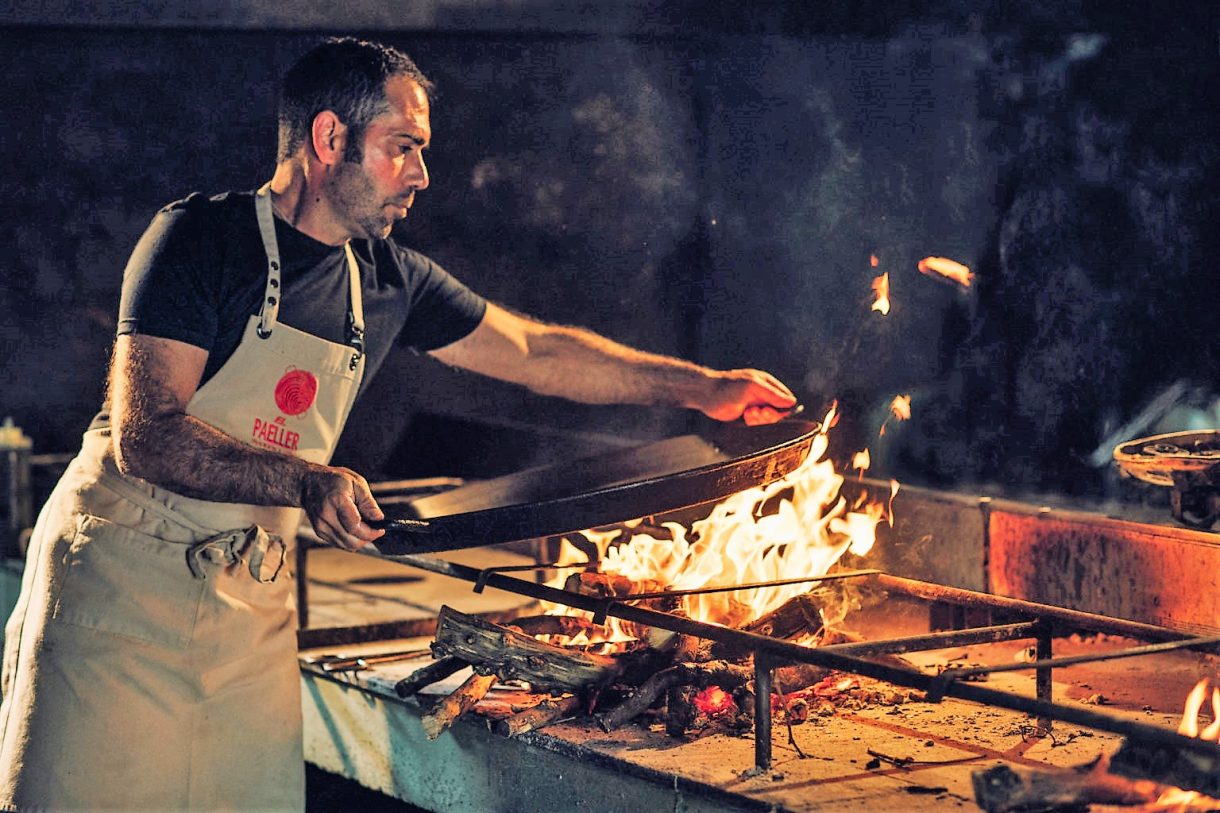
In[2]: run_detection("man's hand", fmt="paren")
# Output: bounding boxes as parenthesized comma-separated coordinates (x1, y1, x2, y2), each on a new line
(300, 465, 386, 551)
(697, 369, 798, 426)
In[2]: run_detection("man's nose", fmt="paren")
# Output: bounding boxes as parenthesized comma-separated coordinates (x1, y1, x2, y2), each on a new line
(409, 153, 429, 191)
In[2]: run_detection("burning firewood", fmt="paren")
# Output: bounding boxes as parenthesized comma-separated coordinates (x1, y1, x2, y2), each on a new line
(972, 759, 1162, 813)
(709, 591, 826, 660)
(505, 614, 603, 640)
(432, 605, 625, 693)
(493, 695, 582, 737)
(598, 660, 753, 731)
(1108, 738, 1220, 799)
(563, 571, 668, 600)
(744, 592, 824, 640)
(420, 671, 499, 741)
(667, 684, 747, 737)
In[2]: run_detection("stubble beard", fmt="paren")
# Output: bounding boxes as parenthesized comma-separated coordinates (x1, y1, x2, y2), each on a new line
(329, 159, 395, 240)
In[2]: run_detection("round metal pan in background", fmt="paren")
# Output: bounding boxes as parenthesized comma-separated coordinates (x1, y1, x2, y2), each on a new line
(1113, 429, 1220, 487)
(371, 418, 821, 555)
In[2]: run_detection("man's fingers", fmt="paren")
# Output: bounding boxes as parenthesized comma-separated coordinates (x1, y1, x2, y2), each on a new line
(335, 495, 363, 532)
(354, 484, 385, 521)
(748, 377, 796, 408)
(743, 405, 785, 426)
(335, 495, 385, 542)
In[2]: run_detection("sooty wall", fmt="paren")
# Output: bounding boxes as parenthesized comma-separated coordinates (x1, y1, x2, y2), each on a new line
(1, 2, 1216, 500)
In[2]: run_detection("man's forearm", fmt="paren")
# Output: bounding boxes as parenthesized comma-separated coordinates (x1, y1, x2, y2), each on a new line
(519, 323, 712, 408)
(108, 335, 318, 507)
(115, 407, 316, 507)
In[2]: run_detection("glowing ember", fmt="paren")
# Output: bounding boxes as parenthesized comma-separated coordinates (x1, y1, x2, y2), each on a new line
(545, 404, 896, 636)
(917, 255, 973, 289)
(869, 254, 879, 268)
(870, 272, 890, 315)
(693, 686, 736, 716)
(879, 395, 912, 437)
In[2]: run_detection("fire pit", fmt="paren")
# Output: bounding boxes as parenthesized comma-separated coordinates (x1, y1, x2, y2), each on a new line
(297, 414, 1220, 811)
(299, 573, 1218, 812)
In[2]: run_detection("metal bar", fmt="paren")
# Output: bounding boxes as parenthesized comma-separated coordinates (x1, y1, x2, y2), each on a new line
(1035, 622, 1053, 731)
(473, 560, 592, 593)
(311, 648, 432, 673)
(932, 634, 1220, 688)
(873, 574, 1217, 646)
(374, 552, 1220, 760)
(296, 542, 310, 630)
(816, 622, 1042, 658)
(754, 652, 772, 771)
(622, 569, 882, 601)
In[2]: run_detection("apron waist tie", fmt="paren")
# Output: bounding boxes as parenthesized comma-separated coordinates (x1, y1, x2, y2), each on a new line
(186, 526, 287, 584)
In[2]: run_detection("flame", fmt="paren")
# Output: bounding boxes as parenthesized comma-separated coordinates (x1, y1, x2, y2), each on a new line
(852, 449, 870, 477)
(1152, 678, 1220, 810)
(869, 254, 880, 268)
(886, 479, 899, 527)
(1176, 679, 1220, 740)
(544, 404, 894, 635)
(870, 273, 890, 316)
(917, 256, 973, 289)
(693, 686, 737, 716)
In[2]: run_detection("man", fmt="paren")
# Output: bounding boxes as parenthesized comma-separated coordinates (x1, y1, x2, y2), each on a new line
(0, 37, 796, 810)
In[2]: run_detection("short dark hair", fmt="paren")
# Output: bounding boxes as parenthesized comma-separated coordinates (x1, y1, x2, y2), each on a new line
(277, 37, 434, 163)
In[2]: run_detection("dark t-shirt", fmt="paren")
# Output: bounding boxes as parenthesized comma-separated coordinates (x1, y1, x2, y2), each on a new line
(92, 190, 485, 428)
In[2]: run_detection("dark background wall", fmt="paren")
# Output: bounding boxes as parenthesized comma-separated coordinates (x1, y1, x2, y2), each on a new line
(1, 1, 1217, 503)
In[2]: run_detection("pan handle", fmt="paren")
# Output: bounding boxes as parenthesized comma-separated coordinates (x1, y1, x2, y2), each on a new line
(368, 517, 433, 534)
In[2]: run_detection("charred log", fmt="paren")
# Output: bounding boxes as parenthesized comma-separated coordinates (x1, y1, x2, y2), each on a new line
(744, 592, 824, 640)
(433, 605, 624, 693)
(1109, 737, 1220, 798)
(710, 591, 825, 660)
(972, 761, 1161, 813)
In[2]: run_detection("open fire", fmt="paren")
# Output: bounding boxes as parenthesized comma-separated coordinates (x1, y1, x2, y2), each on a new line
(1152, 679, 1220, 811)
(540, 403, 897, 637)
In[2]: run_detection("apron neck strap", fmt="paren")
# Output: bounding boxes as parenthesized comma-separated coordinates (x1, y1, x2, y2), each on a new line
(253, 185, 282, 339)
(343, 242, 365, 365)
(254, 184, 365, 354)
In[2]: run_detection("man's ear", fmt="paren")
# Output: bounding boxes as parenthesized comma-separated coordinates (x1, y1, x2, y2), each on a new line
(310, 110, 349, 166)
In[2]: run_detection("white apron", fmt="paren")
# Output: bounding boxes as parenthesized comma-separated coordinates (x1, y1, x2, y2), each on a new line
(0, 187, 366, 811)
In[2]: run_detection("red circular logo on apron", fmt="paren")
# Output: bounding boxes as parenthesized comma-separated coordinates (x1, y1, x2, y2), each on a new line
(274, 369, 318, 416)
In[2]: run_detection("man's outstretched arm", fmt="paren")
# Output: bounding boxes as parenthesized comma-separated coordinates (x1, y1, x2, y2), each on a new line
(430, 303, 797, 424)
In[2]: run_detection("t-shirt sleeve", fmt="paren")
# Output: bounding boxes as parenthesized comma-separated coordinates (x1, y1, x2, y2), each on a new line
(393, 245, 487, 352)
(117, 197, 222, 350)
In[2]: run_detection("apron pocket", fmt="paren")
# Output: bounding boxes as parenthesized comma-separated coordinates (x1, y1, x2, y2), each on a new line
(52, 514, 206, 649)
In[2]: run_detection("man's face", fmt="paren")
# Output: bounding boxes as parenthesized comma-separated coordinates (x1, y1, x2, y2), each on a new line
(327, 75, 432, 240)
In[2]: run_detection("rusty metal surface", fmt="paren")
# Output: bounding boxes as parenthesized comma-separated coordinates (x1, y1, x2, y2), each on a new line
(988, 502, 1220, 635)
(843, 480, 988, 592)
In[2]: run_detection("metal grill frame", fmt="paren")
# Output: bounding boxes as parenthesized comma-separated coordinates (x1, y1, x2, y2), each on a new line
(372, 551, 1220, 771)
